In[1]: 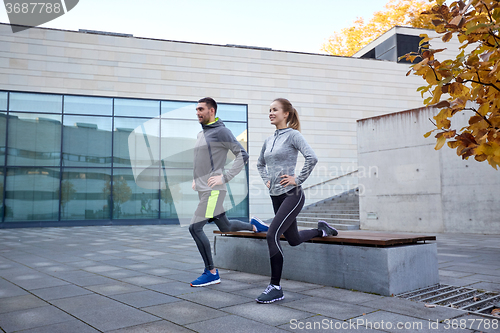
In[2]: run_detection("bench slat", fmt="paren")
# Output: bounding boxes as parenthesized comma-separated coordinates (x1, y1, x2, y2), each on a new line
(213, 230, 436, 247)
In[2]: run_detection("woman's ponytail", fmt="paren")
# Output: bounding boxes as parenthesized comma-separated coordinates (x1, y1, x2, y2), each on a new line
(273, 98, 301, 132)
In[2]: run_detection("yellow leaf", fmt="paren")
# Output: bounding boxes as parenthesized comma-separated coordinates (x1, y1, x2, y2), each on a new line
(424, 130, 435, 138)
(435, 135, 447, 150)
(478, 103, 489, 116)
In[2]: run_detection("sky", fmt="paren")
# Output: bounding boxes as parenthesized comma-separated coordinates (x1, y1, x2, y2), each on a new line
(1, 0, 399, 54)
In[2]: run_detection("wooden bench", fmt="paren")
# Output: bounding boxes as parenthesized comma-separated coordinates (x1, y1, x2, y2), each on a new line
(213, 230, 438, 296)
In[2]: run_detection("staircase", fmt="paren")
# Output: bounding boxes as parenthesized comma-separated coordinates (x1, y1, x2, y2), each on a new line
(297, 188, 360, 230)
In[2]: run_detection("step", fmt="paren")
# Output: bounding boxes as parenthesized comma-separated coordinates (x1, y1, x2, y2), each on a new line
(297, 221, 359, 230)
(301, 210, 359, 214)
(299, 213, 360, 219)
(298, 216, 360, 223)
(297, 217, 360, 225)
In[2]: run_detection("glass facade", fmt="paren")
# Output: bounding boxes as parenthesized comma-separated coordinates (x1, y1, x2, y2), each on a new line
(0, 91, 248, 226)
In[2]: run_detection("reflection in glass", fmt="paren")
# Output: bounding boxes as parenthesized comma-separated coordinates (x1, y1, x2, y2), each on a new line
(115, 98, 159, 118)
(114, 117, 159, 167)
(64, 95, 112, 116)
(0, 91, 7, 111)
(7, 113, 61, 166)
(4, 168, 60, 221)
(60, 168, 111, 220)
(224, 122, 248, 151)
(160, 119, 198, 169)
(159, 168, 192, 220)
(217, 104, 247, 122)
(63, 116, 112, 167)
(0, 112, 6, 166)
(111, 168, 159, 219)
(161, 101, 197, 120)
(0, 168, 4, 220)
(9, 92, 62, 113)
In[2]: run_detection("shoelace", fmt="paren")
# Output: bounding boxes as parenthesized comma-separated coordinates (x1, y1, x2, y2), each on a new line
(263, 285, 275, 294)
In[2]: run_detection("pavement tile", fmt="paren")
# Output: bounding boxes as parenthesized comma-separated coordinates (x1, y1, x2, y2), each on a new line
(298, 287, 384, 304)
(13, 319, 100, 333)
(220, 302, 315, 327)
(284, 297, 377, 321)
(186, 314, 290, 333)
(107, 320, 193, 333)
(0, 278, 29, 298)
(109, 290, 180, 308)
(30, 284, 93, 300)
(85, 282, 145, 296)
(121, 275, 174, 286)
(147, 281, 199, 296)
(143, 300, 228, 325)
(221, 271, 270, 284)
(178, 289, 253, 309)
(51, 294, 159, 331)
(9, 274, 70, 290)
(0, 305, 74, 332)
(0, 294, 47, 314)
(361, 297, 467, 321)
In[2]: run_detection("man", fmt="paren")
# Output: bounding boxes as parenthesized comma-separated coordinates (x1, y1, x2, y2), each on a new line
(188, 97, 268, 287)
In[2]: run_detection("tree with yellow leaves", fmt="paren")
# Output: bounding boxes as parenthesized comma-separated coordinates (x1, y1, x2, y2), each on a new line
(403, 0, 500, 169)
(322, 0, 434, 56)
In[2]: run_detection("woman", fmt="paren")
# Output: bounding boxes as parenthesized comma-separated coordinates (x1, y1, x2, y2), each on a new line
(255, 98, 338, 304)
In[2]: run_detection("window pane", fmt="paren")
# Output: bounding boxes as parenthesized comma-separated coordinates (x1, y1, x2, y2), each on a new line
(160, 119, 199, 169)
(159, 168, 194, 221)
(4, 168, 60, 221)
(112, 168, 159, 219)
(61, 168, 111, 220)
(115, 98, 159, 118)
(64, 95, 112, 116)
(10, 92, 62, 113)
(217, 104, 247, 122)
(7, 113, 61, 166)
(63, 116, 112, 167)
(224, 122, 248, 151)
(0, 91, 7, 111)
(0, 112, 6, 166)
(114, 117, 159, 168)
(0, 168, 4, 220)
(161, 101, 197, 120)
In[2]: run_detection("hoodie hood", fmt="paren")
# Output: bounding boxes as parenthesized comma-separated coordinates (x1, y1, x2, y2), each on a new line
(201, 117, 224, 130)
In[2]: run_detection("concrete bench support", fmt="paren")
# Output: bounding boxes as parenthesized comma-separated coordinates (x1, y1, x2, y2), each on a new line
(214, 236, 438, 296)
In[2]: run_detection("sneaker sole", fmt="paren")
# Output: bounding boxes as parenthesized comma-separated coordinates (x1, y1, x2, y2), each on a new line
(255, 295, 284, 303)
(190, 279, 221, 287)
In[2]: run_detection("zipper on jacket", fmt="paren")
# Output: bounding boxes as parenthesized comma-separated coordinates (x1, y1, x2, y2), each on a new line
(270, 130, 280, 152)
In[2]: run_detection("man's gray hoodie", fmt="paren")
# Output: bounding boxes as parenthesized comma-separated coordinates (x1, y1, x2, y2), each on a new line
(193, 118, 249, 192)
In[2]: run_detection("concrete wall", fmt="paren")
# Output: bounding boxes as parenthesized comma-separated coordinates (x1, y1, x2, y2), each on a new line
(1, 23, 431, 220)
(357, 107, 500, 234)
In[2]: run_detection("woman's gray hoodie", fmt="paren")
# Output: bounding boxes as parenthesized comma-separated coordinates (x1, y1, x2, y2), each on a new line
(257, 128, 318, 196)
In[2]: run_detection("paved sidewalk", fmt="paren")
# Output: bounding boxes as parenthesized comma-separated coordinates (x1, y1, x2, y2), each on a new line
(0, 225, 499, 333)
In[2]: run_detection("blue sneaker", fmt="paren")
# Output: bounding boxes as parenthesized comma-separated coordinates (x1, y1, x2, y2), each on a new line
(190, 268, 221, 287)
(251, 216, 269, 233)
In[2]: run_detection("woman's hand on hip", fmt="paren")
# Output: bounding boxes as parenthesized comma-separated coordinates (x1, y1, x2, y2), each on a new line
(279, 174, 296, 187)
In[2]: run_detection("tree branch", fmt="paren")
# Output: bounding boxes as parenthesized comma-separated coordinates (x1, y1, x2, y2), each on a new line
(463, 107, 494, 128)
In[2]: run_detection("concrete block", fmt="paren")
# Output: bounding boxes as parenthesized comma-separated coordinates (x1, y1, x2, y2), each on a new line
(214, 236, 438, 296)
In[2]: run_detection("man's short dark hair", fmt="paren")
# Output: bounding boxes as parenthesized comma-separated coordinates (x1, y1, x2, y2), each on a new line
(198, 97, 217, 114)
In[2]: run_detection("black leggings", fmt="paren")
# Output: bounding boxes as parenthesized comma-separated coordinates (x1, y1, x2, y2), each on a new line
(189, 213, 253, 271)
(267, 186, 321, 286)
